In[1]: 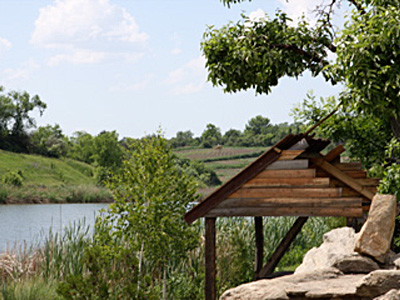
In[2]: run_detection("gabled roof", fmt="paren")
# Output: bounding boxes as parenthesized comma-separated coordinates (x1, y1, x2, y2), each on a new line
(185, 134, 378, 224)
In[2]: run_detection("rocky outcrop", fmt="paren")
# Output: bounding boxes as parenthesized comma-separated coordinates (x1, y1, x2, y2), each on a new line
(220, 194, 400, 300)
(354, 194, 397, 263)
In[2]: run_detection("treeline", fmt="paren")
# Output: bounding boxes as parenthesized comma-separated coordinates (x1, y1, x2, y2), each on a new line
(0, 86, 301, 187)
(171, 115, 301, 148)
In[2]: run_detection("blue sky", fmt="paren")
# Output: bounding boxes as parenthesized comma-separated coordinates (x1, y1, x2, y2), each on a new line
(0, 0, 344, 138)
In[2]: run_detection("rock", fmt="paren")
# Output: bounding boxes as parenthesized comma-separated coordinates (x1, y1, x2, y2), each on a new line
(354, 194, 397, 263)
(219, 269, 343, 300)
(294, 227, 377, 274)
(373, 289, 400, 300)
(356, 270, 400, 298)
(332, 254, 380, 274)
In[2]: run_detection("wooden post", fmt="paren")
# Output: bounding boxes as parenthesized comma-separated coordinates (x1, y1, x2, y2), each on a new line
(254, 216, 264, 278)
(205, 217, 216, 300)
(258, 217, 308, 278)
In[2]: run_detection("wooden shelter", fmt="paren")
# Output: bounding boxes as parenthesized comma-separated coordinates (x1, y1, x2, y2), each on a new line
(184, 134, 380, 300)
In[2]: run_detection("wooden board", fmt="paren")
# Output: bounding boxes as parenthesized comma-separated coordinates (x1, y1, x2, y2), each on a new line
(243, 177, 330, 188)
(277, 150, 305, 161)
(312, 158, 374, 200)
(330, 178, 380, 187)
(316, 169, 367, 179)
(205, 207, 363, 218)
(258, 169, 316, 178)
(333, 162, 362, 171)
(229, 187, 342, 198)
(324, 145, 345, 162)
(266, 159, 309, 170)
(217, 197, 362, 208)
(342, 187, 378, 197)
(205, 218, 216, 300)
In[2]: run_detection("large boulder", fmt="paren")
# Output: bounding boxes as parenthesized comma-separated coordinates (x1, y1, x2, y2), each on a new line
(354, 194, 397, 263)
(295, 227, 379, 274)
(373, 289, 400, 300)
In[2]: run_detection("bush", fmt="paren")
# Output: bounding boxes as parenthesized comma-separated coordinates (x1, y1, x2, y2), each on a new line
(2, 170, 24, 187)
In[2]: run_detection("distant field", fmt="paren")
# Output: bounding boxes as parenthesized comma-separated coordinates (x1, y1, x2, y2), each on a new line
(175, 146, 268, 197)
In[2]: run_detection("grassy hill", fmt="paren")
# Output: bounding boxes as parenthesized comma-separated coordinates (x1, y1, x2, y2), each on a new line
(0, 150, 112, 204)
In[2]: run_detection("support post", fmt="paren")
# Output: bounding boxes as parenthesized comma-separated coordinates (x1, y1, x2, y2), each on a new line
(258, 217, 308, 279)
(205, 217, 216, 300)
(254, 217, 264, 278)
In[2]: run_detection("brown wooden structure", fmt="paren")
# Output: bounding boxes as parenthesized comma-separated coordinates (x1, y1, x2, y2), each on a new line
(184, 134, 380, 300)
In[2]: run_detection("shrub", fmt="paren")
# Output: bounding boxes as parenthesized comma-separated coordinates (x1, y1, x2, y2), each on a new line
(2, 170, 24, 187)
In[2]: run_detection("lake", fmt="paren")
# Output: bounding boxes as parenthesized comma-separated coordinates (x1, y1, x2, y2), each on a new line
(0, 203, 109, 252)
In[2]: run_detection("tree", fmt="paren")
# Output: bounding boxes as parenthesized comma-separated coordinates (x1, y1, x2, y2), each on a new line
(0, 86, 46, 152)
(170, 130, 197, 148)
(31, 124, 68, 158)
(202, 0, 400, 140)
(223, 129, 243, 146)
(59, 134, 200, 299)
(201, 123, 222, 148)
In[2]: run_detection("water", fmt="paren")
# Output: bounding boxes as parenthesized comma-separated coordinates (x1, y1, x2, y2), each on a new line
(0, 203, 109, 252)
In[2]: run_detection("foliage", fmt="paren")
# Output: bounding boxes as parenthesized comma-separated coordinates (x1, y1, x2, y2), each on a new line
(203, 0, 400, 140)
(176, 157, 221, 186)
(170, 130, 199, 148)
(0, 86, 46, 153)
(201, 123, 223, 148)
(59, 134, 200, 299)
(1, 170, 24, 187)
(1, 279, 62, 300)
(30, 124, 68, 158)
(292, 92, 392, 168)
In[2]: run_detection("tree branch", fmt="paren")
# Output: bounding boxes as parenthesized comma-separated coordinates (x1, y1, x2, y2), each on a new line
(348, 0, 365, 14)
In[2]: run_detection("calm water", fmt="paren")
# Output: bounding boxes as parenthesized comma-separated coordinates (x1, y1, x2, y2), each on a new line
(0, 203, 109, 252)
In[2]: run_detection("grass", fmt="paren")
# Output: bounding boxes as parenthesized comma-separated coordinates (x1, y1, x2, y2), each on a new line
(0, 150, 95, 187)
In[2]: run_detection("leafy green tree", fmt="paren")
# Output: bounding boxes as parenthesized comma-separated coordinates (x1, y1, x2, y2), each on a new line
(0, 86, 46, 152)
(31, 124, 68, 158)
(223, 129, 243, 146)
(68, 131, 95, 164)
(170, 130, 197, 148)
(59, 134, 200, 299)
(202, 0, 400, 140)
(201, 123, 222, 148)
(244, 115, 271, 136)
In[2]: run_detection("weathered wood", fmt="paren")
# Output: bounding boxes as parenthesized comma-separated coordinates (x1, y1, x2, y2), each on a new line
(316, 169, 367, 179)
(254, 217, 264, 277)
(333, 162, 362, 171)
(266, 159, 309, 170)
(205, 207, 363, 218)
(243, 177, 330, 188)
(258, 217, 309, 278)
(185, 147, 281, 224)
(330, 178, 380, 187)
(342, 187, 378, 197)
(205, 218, 216, 300)
(217, 197, 362, 208)
(229, 187, 342, 199)
(324, 145, 345, 162)
(258, 169, 316, 178)
(312, 158, 374, 200)
(277, 150, 305, 161)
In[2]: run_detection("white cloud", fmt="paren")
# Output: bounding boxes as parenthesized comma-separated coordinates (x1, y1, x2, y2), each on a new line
(170, 32, 182, 55)
(3, 59, 40, 82)
(32, 0, 148, 65)
(0, 37, 12, 57)
(109, 79, 149, 92)
(171, 47, 182, 55)
(165, 56, 207, 95)
(278, 0, 321, 25)
(32, 0, 147, 47)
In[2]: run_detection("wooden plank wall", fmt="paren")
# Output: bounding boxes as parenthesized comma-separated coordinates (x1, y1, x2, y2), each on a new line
(205, 151, 376, 218)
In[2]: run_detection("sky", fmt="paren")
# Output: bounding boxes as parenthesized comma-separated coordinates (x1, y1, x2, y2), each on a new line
(0, 0, 345, 139)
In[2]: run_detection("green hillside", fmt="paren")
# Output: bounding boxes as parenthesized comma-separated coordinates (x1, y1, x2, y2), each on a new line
(0, 150, 112, 204)
(0, 149, 95, 186)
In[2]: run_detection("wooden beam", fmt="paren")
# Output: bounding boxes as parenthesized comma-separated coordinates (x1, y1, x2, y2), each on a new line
(254, 217, 264, 278)
(312, 158, 374, 200)
(243, 177, 330, 188)
(205, 206, 363, 218)
(258, 217, 308, 278)
(266, 159, 309, 170)
(324, 144, 345, 162)
(205, 218, 216, 300)
(229, 187, 342, 198)
(217, 197, 362, 208)
(258, 169, 316, 178)
(277, 150, 305, 161)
